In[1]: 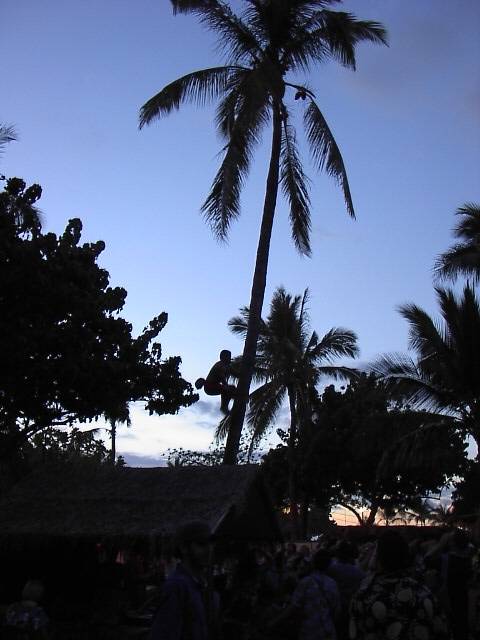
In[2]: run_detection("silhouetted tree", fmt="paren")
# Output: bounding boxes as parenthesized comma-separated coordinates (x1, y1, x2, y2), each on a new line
(263, 376, 466, 527)
(0, 178, 198, 463)
(434, 203, 480, 283)
(140, 0, 387, 463)
(371, 286, 480, 459)
(226, 286, 357, 534)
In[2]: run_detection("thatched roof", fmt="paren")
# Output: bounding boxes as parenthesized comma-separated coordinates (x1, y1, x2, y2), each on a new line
(0, 461, 280, 540)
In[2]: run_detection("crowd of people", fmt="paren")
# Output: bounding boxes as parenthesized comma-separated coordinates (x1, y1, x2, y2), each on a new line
(148, 524, 480, 640)
(1, 523, 479, 639)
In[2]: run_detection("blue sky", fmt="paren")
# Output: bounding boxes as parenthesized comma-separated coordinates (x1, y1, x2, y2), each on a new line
(2, 0, 479, 464)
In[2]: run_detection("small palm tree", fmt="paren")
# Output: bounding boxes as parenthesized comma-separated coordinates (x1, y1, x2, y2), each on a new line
(228, 287, 358, 450)
(434, 203, 480, 284)
(228, 286, 358, 533)
(371, 285, 480, 459)
(140, 0, 387, 463)
(105, 403, 131, 465)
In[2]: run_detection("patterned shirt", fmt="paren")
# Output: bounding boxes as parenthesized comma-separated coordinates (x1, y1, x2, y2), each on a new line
(349, 572, 450, 640)
(6, 601, 49, 632)
(292, 571, 340, 640)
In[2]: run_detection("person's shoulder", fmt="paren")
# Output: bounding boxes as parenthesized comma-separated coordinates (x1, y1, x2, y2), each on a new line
(319, 573, 337, 589)
(322, 573, 340, 597)
(164, 568, 193, 595)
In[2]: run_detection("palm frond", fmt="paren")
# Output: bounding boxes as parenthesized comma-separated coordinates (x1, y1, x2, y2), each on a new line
(453, 203, 480, 240)
(280, 113, 312, 256)
(370, 353, 426, 380)
(247, 380, 285, 454)
(215, 69, 252, 139)
(171, 0, 262, 63)
(398, 301, 450, 365)
(139, 67, 238, 128)
(309, 327, 359, 362)
(303, 100, 354, 217)
(298, 289, 311, 344)
(438, 286, 480, 394)
(201, 70, 270, 239)
(316, 365, 359, 381)
(171, 0, 206, 13)
(369, 353, 455, 414)
(0, 124, 17, 156)
(283, 9, 387, 72)
(314, 11, 387, 70)
(434, 245, 480, 284)
(214, 412, 231, 443)
(434, 203, 480, 283)
(376, 418, 458, 481)
(228, 306, 250, 336)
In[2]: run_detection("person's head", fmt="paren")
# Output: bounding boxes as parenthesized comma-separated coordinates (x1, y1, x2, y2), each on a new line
(175, 521, 212, 569)
(376, 530, 411, 573)
(219, 349, 231, 364)
(334, 541, 359, 564)
(451, 528, 469, 551)
(312, 548, 331, 573)
(21, 580, 44, 603)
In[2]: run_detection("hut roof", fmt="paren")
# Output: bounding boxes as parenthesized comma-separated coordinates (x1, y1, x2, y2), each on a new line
(0, 461, 279, 539)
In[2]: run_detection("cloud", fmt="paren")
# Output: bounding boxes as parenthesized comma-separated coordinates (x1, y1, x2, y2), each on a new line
(190, 399, 220, 418)
(195, 420, 218, 430)
(115, 405, 214, 461)
(121, 452, 167, 468)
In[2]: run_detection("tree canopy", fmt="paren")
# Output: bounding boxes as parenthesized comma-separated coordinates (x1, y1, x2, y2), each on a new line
(262, 375, 467, 526)
(0, 178, 198, 461)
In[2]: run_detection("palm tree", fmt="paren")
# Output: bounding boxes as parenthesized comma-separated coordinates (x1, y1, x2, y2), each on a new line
(371, 285, 480, 459)
(228, 287, 358, 449)
(434, 203, 480, 284)
(228, 286, 358, 533)
(105, 402, 131, 465)
(140, 0, 387, 463)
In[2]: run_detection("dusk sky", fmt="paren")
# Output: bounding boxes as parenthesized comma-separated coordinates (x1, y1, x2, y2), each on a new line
(2, 0, 479, 466)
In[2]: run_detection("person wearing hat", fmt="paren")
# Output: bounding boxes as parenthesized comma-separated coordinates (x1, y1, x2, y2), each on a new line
(150, 521, 215, 640)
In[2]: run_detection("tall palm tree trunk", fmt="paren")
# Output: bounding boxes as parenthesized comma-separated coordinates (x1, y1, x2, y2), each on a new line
(223, 105, 283, 465)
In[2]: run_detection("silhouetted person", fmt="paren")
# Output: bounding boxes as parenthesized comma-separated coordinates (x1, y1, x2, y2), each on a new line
(5, 579, 50, 639)
(327, 541, 365, 639)
(426, 529, 473, 640)
(150, 521, 216, 640)
(195, 350, 237, 414)
(350, 530, 450, 639)
(268, 548, 340, 640)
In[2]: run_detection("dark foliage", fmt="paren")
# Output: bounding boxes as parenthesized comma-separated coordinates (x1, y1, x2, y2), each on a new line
(0, 178, 198, 463)
(262, 375, 467, 523)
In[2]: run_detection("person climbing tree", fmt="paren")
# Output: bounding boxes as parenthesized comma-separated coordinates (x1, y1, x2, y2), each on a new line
(195, 350, 237, 414)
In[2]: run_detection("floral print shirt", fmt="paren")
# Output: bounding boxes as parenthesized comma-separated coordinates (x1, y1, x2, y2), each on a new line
(349, 572, 450, 640)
